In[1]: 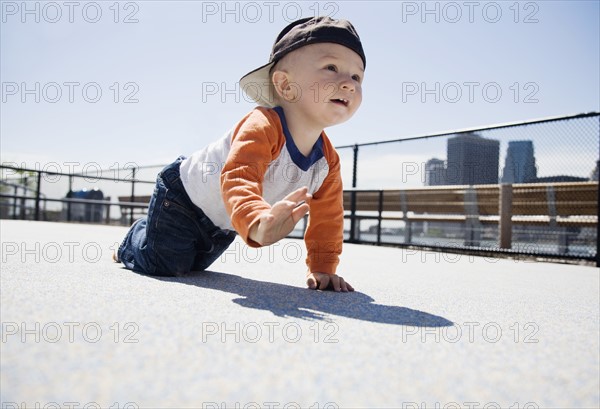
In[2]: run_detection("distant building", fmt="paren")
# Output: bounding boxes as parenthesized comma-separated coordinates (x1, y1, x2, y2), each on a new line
(446, 133, 500, 185)
(591, 160, 599, 181)
(425, 158, 446, 186)
(501, 140, 537, 183)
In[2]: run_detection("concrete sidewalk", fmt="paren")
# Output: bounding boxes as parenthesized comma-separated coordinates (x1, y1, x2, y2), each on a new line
(1, 220, 598, 408)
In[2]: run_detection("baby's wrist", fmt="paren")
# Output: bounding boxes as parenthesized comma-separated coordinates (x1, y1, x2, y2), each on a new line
(247, 221, 263, 246)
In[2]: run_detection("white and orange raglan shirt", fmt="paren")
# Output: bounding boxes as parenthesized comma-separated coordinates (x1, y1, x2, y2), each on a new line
(179, 106, 344, 275)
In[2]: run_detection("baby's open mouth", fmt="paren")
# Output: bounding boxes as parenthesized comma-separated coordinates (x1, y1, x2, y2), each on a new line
(330, 98, 348, 107)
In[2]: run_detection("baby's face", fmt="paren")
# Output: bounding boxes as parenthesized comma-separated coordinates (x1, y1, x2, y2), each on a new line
(275, 42, 364, 129)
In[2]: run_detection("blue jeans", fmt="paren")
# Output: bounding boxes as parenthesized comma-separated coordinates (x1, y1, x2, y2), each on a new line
(117, 157, 236, 277)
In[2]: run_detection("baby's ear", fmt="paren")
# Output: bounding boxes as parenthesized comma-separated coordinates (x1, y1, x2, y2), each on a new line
(271, 70, 288, 99)
(271, 70, 300, 103)
(271, 70, 294, 102)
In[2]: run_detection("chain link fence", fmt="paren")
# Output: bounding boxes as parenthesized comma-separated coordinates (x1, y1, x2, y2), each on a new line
(328, 112, 599, 263)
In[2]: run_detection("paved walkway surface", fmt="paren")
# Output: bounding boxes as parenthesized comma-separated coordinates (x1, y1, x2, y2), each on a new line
(1, 220, 599, 408)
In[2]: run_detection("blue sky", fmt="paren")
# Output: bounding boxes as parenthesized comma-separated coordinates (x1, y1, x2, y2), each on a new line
(1, 0, 599, 190)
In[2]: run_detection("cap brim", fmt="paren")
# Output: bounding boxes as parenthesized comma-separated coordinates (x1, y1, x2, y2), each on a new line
(240, 61, 277, 108)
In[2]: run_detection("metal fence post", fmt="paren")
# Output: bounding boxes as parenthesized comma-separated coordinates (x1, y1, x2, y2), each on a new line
(596, 118, 600, 267)
(21, 175, 28, 220)
(67, 175, 73, 222)
(596, 123, 600, 266)
(129, 167, 137, 225)
(400, 190, 411, 245)
(499, 184, 513, 249)
(34, 172, 42, 221)
(12, 185, 17, 219)
(597, 176, 599, 267)
(377, 190, 383, 245)
(352, 144, 358, 188)
(349, 191, 357, 243)
(349, 144, 359, 243)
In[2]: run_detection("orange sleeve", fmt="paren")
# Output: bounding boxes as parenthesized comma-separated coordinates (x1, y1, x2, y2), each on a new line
(304, 138, 344, 274)
(220, 108, 285, 247)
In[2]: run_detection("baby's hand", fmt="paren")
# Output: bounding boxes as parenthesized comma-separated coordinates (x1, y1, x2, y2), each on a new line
(249, 187, 311, 246)
(306, 272, 354, 292)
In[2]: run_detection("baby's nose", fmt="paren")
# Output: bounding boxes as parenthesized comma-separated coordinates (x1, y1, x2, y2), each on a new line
(340, 77, 355, 92)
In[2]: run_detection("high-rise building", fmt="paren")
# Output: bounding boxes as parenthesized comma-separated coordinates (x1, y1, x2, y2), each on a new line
(501, 140, 537, 183)
(446, 133, 500, 185)
(425, 158, 446, 186)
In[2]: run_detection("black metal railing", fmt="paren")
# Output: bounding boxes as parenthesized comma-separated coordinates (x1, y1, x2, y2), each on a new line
(0, 164, 155, 226)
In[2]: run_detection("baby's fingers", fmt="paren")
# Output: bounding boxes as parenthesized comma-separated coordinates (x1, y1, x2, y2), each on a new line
(306, 274, 318, 290)
(317, 274, 331, 290)
(307, 273, 354, 292)
(339, 277, 355, 292)
(306, 273, 331, 291)
(329, 275, 349, 292)
(291, 202, 309, 223)
(282, 186, 312, 205)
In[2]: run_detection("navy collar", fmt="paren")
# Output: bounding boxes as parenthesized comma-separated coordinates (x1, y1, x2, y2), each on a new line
(273, 106, 324, 172)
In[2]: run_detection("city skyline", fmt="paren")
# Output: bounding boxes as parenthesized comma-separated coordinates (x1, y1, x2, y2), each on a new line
(424, 134, 597, 187)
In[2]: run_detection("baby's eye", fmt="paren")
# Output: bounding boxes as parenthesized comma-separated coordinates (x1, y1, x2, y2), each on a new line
(326, 64, 337, 72)
(352, 74, 361, 82)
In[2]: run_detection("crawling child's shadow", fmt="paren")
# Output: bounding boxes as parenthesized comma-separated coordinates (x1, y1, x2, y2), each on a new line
(150, 270, 453, 328)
